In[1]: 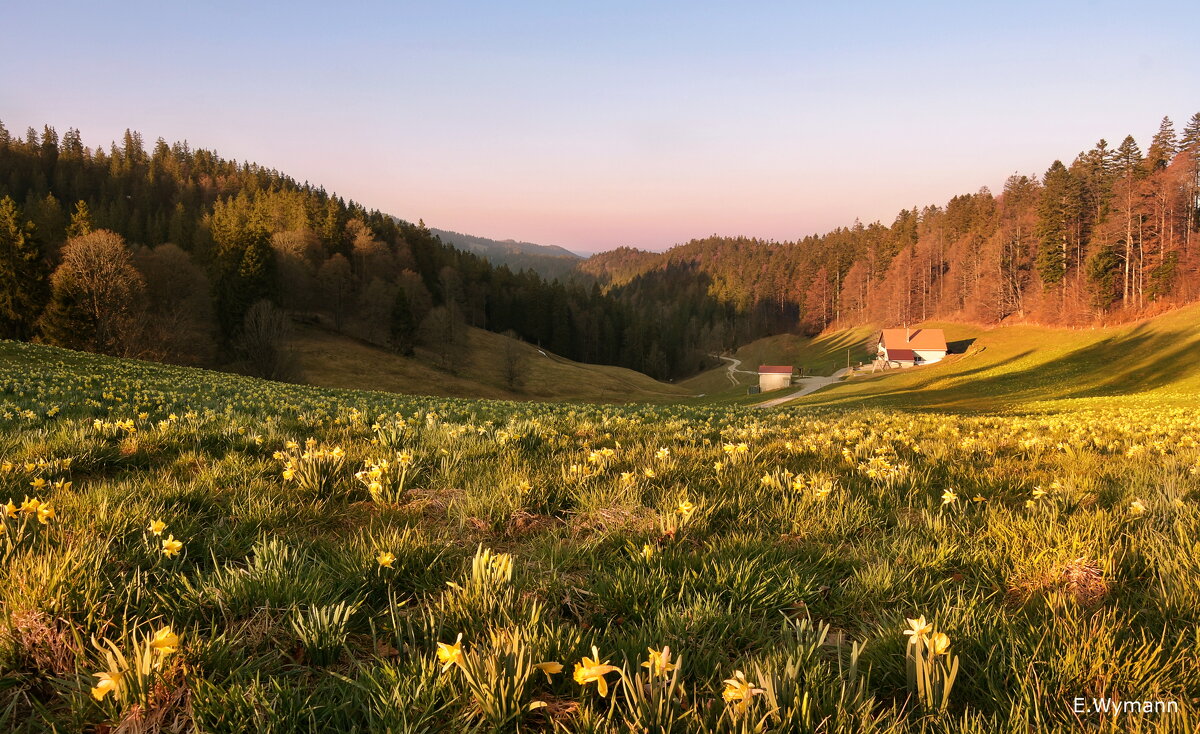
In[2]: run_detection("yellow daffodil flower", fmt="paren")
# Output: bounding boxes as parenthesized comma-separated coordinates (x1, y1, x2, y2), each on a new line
(91, 670, 123, 701)
(437, 633, 464, 671)
(534, 661, 563, 682)
(36, 505, 53, 524)
(161, 535, 183, 557)
(574, 646, 619, 697)
(929, 631, 951, 656)
(1129, 499, 1146, 515)
(148, 519, 166, 536)
(377, 551, 396, 568)
(641, 646, 677, 677)
(722, 670, 763, 714)
(150, 626, 180, 656)
(941, 489, 957, 505)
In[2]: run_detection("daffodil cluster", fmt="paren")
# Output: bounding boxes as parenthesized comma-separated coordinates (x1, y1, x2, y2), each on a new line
(276, 439, 347, 494)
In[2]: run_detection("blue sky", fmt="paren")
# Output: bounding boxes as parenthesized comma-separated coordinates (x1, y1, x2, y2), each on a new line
(2, 1, 1197, 253)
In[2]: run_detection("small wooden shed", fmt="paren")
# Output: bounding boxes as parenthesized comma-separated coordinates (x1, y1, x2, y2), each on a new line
(758, 365, 794, 392)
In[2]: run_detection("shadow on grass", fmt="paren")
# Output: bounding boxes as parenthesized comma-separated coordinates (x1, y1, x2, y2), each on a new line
(946, 338, 976, 354)
(790, 323, 1200, 412)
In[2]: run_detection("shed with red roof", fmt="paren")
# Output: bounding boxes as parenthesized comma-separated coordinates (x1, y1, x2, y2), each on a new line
(758, 365, 794, 391)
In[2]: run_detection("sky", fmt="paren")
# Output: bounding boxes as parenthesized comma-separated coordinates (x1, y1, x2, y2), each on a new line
(2, 1, 1198, 255)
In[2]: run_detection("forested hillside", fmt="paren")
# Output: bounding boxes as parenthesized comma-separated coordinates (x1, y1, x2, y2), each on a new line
(0, 123, 702, 378)
(2, 114, 1197, 386)
(583, 114, 1200, 337)
(429, 228, 582, 280)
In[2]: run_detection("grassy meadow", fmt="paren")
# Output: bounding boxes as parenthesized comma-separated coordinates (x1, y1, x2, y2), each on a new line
(2, 337, 1199, 732)
(288, 324, 692, 404)
(775, 304, 1200, 413)
(680, 328, 878, 399)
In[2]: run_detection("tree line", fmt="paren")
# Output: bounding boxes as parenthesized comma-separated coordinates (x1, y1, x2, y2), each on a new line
(584, 113, 1200, 341)
(0, 123, 718, 380)
(3, 114, 1197, 384)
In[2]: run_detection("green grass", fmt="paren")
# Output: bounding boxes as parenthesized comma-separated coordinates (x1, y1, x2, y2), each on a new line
(1, 333, 1199, 732)
(681, 326, 877, 399)
(289, 323, 693, 403)
(775, 304, 1200, 412)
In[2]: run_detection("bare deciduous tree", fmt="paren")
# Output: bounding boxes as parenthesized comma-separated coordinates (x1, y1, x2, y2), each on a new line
(238, 300, 294, 381)
(317, 254, 354, 331)
(45, 229, 146, 355)
(500, 329, 526, 391)
(134, 243, 215, 364)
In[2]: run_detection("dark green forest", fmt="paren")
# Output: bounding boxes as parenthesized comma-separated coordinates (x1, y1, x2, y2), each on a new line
(0, 123, 752, 379)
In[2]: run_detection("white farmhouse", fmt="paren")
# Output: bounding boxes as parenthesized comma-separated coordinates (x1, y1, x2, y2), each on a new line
(876, 329, 948, 368)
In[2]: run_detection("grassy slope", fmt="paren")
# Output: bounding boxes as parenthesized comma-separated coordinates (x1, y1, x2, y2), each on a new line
(681, 326, 878, 398)
(3, 339, 1200, 732)
(776, 304, 1200, 412)
(289, 324, 692, 403)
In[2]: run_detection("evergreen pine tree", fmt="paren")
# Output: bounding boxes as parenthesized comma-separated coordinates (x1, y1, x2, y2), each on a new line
(1147, 116, 1178, 170)
(67, 200, 94, 238)
(1181, 112, 1200, 152)
(0, 196, 49, 339)
(37, 272, 96, 350)
(1035, 161, 1080, 287)
(389, 286, 416, 354)
(1114, 135, 1144, 176)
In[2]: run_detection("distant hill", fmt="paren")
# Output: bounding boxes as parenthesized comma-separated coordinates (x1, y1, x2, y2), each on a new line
(430, 228, 582, 280)
(287, 321, 692, 403)
(575, 246, 661, 287)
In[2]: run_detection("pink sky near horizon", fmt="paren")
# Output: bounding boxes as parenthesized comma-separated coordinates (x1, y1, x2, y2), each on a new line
(2, 1, 1198, 255)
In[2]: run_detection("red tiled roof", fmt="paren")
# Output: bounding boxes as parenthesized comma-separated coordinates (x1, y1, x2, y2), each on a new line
(879, 328, 947, 351)
(758, 365, 793, 374)
(885, 348, 916, 362)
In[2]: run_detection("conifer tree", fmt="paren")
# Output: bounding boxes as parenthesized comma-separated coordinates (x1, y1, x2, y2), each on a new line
(1181, 113, 1200, 152)
(1147, 116, 1178, 170)
(389, 286, 416, 354)
(1035, 161, 1080, 287)
(1114, 135, 1144, 176)
(37, 272, 96, 350)
(67, 200, 94, 238)
(0, 196, 49, 339)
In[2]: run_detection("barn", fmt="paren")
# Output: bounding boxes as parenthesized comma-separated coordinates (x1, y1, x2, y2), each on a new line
(876, 329, 948, 368)
(758, 365, 794, 391)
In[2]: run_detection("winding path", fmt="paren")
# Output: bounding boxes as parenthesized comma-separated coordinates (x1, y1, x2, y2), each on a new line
(756, 368, 850, 408)
(713, 354, 759, 385)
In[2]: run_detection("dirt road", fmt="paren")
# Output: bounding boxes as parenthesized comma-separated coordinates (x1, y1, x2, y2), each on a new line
(755, 368, 850, 407)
